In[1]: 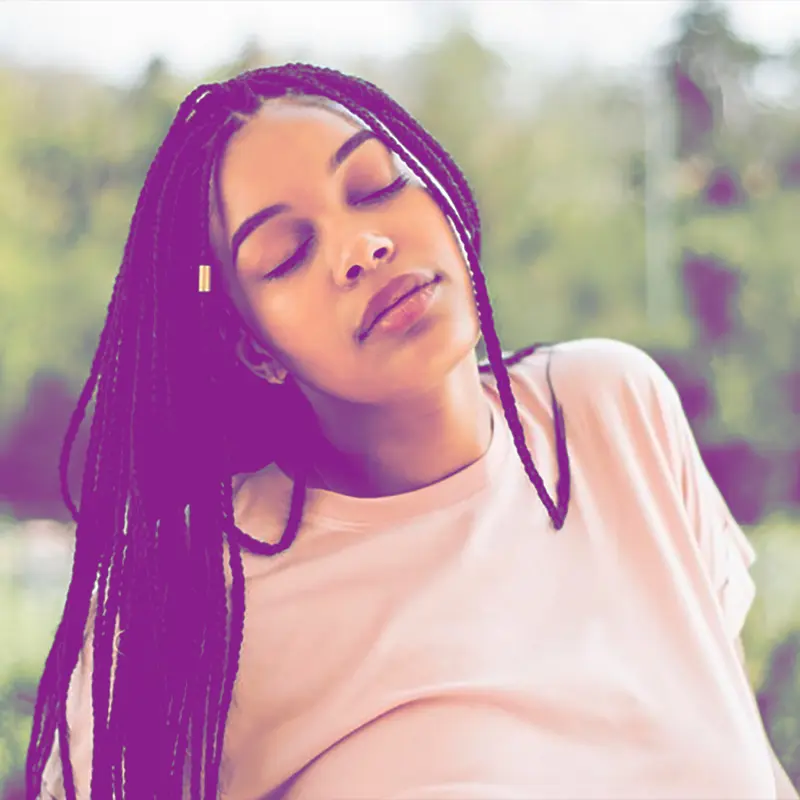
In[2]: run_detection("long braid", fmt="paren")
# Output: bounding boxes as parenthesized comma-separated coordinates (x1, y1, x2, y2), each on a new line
(149, 117, 224, 799)
(25, 63, 571, 800)
(127, 102, 233, 797)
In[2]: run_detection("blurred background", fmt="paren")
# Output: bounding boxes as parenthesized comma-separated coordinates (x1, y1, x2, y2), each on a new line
(1, 0, 799, 795)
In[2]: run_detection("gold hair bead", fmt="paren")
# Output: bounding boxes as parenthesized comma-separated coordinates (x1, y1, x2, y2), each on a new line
(198, 264, 211, 293)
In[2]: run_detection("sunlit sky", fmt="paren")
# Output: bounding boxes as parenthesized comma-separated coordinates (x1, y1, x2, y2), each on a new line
(1, 1, 799, 88)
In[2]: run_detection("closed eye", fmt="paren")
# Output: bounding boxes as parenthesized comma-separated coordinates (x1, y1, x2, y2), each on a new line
(262, 175, 410, 281)
(353, 175, 410, 206)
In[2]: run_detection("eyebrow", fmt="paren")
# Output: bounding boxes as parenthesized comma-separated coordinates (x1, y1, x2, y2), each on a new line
(230, 129, 379, 270)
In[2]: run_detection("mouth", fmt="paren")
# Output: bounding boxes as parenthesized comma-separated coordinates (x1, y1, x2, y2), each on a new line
(358, 273, 441, 341)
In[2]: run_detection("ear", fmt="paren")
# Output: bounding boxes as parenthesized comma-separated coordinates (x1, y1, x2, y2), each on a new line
(235, 332, 288, 385)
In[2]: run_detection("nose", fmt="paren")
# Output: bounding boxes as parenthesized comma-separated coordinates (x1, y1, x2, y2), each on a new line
(341, 233, 395, 282)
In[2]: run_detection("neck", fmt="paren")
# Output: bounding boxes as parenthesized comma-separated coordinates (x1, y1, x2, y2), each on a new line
(304, 356, 494, 498)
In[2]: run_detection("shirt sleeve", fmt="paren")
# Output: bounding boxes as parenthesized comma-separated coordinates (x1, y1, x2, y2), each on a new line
(649, 355, 758, 641)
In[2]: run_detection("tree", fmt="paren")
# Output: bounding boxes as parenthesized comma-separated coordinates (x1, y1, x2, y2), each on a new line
(663, 0, 766, 158)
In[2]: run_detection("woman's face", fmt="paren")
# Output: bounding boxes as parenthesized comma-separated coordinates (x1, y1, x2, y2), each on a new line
(214, 99, 481, 406)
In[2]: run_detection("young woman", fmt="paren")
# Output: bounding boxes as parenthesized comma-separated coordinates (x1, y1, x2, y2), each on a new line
(26, 62, 794, 799)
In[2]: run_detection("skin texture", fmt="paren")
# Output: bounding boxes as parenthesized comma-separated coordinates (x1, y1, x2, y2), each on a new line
(213, 100, 494, 497)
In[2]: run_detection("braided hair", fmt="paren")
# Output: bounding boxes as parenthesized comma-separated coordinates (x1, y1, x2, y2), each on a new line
(25, 62, 571, 799)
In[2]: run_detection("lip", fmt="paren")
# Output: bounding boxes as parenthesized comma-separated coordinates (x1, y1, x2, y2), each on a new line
(358, 271, 440, 341)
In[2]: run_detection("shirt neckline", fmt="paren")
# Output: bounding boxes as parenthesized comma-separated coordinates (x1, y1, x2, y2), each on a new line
(248, 378, 512, 529)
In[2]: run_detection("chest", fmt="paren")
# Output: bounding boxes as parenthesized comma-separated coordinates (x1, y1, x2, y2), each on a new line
(224, 506, 771, 798)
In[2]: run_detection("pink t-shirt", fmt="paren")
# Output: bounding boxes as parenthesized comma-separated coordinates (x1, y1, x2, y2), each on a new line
(42, 338, 774, 799)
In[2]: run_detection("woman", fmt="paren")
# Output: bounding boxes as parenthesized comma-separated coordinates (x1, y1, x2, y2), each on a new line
(25, 62, 794, 799)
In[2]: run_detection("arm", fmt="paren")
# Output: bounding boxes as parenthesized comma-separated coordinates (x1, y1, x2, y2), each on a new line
(735, 637, 799, 800)
(627, 348, 795, 799)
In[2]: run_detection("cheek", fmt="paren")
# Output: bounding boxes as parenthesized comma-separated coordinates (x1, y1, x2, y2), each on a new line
(412, 189, 471, 269)
(253, 294, 310, 350)
(443, 213, 472, 268)
(425, 216, 472, 293)
(249, 288, 347, 371)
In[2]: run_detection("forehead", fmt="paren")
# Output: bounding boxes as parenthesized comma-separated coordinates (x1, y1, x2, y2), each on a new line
(223, 102, 364, 175)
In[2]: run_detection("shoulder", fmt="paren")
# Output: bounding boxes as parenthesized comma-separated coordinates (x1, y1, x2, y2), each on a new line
(503, 337, 685, 465)
(508, 337, 678, 411)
